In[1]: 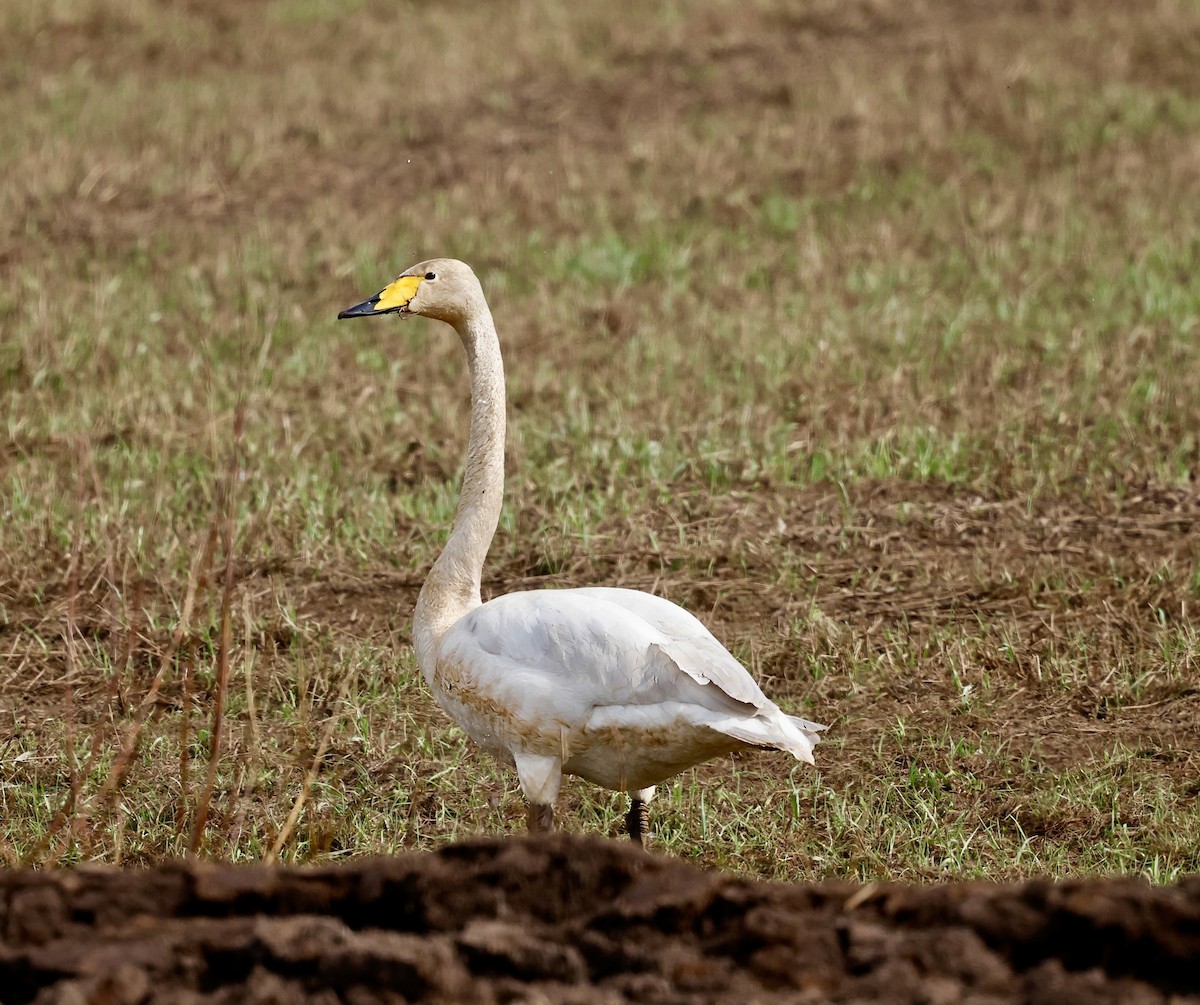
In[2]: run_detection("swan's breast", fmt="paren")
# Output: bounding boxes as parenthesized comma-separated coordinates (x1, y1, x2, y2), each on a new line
(430, 651, 573, 761)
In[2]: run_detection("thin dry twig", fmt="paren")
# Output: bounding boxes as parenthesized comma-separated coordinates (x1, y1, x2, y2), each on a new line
(228, 590, 263, 852)
(189, 401, 247, 856)
(29, 441, 90, 866)
(266, 661, 358, 865)
(52, 516, 221, 859)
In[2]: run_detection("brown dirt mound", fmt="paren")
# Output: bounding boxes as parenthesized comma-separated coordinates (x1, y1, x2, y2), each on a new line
(3, 836, 1198, 1005)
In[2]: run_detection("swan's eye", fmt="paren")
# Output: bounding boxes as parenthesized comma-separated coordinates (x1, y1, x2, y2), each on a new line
(425, 271, 437, 280)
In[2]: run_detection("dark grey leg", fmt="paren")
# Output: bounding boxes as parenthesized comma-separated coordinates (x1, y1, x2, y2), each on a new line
(527, 802, 555, 833)
(625, 797, 649, 846)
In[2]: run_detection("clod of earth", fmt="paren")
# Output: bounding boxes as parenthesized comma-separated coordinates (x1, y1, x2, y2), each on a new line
(2, 835, 1199, 1005)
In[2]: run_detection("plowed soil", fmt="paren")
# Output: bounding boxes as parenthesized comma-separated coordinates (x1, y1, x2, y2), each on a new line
(5, 835, 1199, 1005)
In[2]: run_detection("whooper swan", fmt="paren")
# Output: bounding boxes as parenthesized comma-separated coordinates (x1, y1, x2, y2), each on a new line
(339, 259, 825, 842)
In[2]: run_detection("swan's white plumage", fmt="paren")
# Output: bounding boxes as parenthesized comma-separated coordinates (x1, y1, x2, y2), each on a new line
(436, 586, 822, 794)
(338, 257, 825, 833)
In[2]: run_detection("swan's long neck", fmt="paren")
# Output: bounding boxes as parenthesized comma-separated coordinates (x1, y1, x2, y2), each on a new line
(412, 305, 506, 679)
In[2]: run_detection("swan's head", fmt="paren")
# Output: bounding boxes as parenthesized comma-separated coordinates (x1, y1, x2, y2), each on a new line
(338, 258, 484, 327)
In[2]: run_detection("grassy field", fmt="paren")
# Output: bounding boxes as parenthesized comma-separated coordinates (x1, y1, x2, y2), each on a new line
(2, 0, 1199, 881)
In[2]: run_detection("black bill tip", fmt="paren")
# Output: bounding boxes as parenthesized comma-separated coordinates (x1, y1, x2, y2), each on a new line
(337, 296, 381, 320)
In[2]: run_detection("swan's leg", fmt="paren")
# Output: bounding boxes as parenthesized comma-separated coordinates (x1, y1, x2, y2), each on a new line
(513, 751, 562, 835)
(527, 802, 555, 832)
(625, 799, 647, 844)
(625, 786, 656, 846)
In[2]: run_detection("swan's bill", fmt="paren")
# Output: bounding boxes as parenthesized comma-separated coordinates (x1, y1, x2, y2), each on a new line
(338, 274, 423, 319)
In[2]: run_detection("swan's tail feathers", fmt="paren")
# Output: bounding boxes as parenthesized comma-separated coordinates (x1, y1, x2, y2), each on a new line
(789, 714, 828, 737)
(712, 712, 826, 766)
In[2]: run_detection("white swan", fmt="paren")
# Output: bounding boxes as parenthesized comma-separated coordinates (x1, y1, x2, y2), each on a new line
(339, 259, 825, 842)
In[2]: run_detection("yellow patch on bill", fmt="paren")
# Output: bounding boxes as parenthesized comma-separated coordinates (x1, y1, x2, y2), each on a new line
(375, 274, 423, 312)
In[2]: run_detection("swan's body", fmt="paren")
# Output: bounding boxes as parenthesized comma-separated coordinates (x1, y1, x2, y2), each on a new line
(339, 259, 824, 840)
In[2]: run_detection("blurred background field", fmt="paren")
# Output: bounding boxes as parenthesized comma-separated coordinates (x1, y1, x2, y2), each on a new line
(1, 0, 1199, 880)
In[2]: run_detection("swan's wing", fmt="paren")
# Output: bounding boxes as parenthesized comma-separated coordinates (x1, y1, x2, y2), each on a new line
(440, 590, 752, 716)
(438, 589, 823, 769)
(569, 587, 774, 709)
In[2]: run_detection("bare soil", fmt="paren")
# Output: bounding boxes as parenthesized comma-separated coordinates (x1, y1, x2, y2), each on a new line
(4, 835, 1199, 1005)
